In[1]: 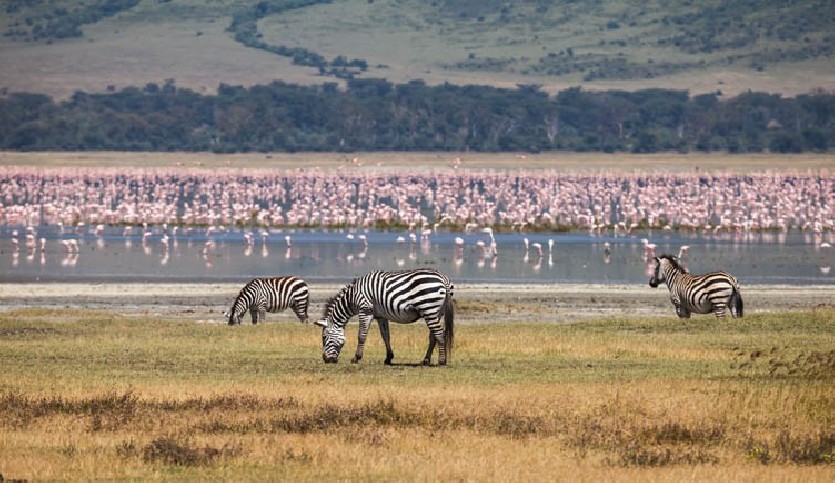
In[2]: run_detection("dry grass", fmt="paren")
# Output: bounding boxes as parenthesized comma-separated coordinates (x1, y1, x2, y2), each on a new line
(0, 151, 832, 173)
(0, 306, 832, 480)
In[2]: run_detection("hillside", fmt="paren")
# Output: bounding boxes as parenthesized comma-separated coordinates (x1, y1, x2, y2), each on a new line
(1, 0, 833, 100)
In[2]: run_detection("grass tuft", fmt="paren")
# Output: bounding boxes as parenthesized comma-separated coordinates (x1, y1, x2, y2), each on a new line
(142, 435, 241, 466)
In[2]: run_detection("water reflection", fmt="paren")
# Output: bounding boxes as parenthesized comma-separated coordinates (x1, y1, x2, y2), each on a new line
(0, 226, 831, 285)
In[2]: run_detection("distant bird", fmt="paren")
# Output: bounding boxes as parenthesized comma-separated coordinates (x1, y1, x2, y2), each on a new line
(61, 239, 79, 253)
(202, 240, 215, 256)
(285, 235, 292, 247)
(603, 241, 611, 257)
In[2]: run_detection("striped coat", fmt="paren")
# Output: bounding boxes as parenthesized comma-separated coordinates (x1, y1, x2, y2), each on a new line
(650, 255, 743, 318)
(227, 276, 310, 325)
(315, 268, 455, 365)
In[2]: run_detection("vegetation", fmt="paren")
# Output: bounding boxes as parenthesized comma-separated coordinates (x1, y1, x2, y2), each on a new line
(3, 0, 140, 42)
(226, 0, 369, 79)
(0, 307, 832, 479)
(0, 1, 832, 155)
(4, 1, 833, 83)
(0, 79, 832, 153)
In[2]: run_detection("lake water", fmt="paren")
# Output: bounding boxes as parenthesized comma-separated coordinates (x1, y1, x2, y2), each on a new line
(0, 226, 831, 286)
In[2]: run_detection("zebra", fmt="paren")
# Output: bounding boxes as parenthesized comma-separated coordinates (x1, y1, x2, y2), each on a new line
(226, 276, 310, 325)
(649, 254, 743, 319)
(314, 268, 455, 366)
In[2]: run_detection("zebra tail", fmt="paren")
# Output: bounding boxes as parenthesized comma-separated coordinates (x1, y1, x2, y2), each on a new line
(443, 292, 455, 356)
(734, 287, 744, 318)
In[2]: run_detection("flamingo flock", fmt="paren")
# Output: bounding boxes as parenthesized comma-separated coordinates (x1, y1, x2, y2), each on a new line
(0, 167, 831, 237)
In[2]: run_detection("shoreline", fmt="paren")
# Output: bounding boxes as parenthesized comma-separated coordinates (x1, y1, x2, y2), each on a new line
(1, 151, 833, 172)
(1, 283, 831, 323)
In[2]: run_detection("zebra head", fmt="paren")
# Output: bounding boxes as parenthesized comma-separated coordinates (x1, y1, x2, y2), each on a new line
(226, 308, 244, 325)
(227, 293, 247, 325)
(649, 254, 684, 287)
(649, 256, 663, 287)
(315, 284, 355, 363)
(315, 318, 346, 363)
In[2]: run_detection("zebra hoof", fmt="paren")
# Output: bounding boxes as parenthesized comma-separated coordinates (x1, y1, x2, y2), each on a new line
(350, 357, 359, 364)
(421, 359, 431, 366)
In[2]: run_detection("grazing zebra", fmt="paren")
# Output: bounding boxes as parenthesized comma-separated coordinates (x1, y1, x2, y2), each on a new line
(226, 276, 310, 325)
(314, 268, 455, 365)
(649, 254, 743, 318)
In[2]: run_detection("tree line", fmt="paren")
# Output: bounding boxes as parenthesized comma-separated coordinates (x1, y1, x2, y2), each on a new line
(0, 79, 831, 153)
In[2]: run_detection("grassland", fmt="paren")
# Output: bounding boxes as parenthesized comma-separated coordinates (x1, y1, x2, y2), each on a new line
(0, 0, 832, 100)
(0, 305, 832, 480)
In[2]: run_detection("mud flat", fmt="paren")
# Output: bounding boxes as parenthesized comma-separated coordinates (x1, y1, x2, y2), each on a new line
(0, 283, 831, 323)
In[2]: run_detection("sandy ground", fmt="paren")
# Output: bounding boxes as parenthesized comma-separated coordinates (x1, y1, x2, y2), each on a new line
(0, 283, 831, 324)
(1, 151, 833, 172)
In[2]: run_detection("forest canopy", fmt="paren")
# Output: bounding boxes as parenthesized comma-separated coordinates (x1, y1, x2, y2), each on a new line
(0, 79, 831, 154)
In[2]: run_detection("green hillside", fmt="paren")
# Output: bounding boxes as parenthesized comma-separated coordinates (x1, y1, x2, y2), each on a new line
(1, 0, 833, 99)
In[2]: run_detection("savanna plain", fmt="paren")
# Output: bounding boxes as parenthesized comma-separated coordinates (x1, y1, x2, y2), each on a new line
(0, 298, 832, 481)
(0, 153, 833, 480)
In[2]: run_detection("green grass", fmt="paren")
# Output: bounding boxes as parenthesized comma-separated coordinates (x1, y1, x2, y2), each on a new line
(0, 307, 832, 479)
(0, 0, 831, 100)
(1, 308, 832, 389)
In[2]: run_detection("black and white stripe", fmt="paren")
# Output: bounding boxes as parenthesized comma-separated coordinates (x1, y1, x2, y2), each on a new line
(649, 254, 743, 319)
(315, 268, 455, 365)
(227, 276, 310, 325)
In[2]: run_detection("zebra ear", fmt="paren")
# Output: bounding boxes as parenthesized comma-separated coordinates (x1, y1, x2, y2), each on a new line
(314, 319, 328, 328)
(221, 310, 229, 317)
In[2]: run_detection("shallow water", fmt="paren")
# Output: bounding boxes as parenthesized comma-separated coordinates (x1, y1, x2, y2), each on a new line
(0, 226, 831, 286)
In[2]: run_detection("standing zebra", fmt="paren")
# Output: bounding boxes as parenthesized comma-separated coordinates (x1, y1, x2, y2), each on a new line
(649, 254, 743, 319)
(314, 268, 455, 366)
(226, 276, 310, 325)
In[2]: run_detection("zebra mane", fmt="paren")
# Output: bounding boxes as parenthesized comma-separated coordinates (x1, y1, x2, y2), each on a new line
(658, 254, 688, 273)
(322, 279, 356, 317)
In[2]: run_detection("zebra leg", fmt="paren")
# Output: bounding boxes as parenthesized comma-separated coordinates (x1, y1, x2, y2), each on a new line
(376, 317, 394, 365)
(713, 304, 728, 318)
(674, 303, 691, 319)
(422, 331, 436, 366)
(423, 321, 446, 366)
(250, 308, 259, 324)
(258, 309, 267, 323)
(351, 314, 373, 364)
